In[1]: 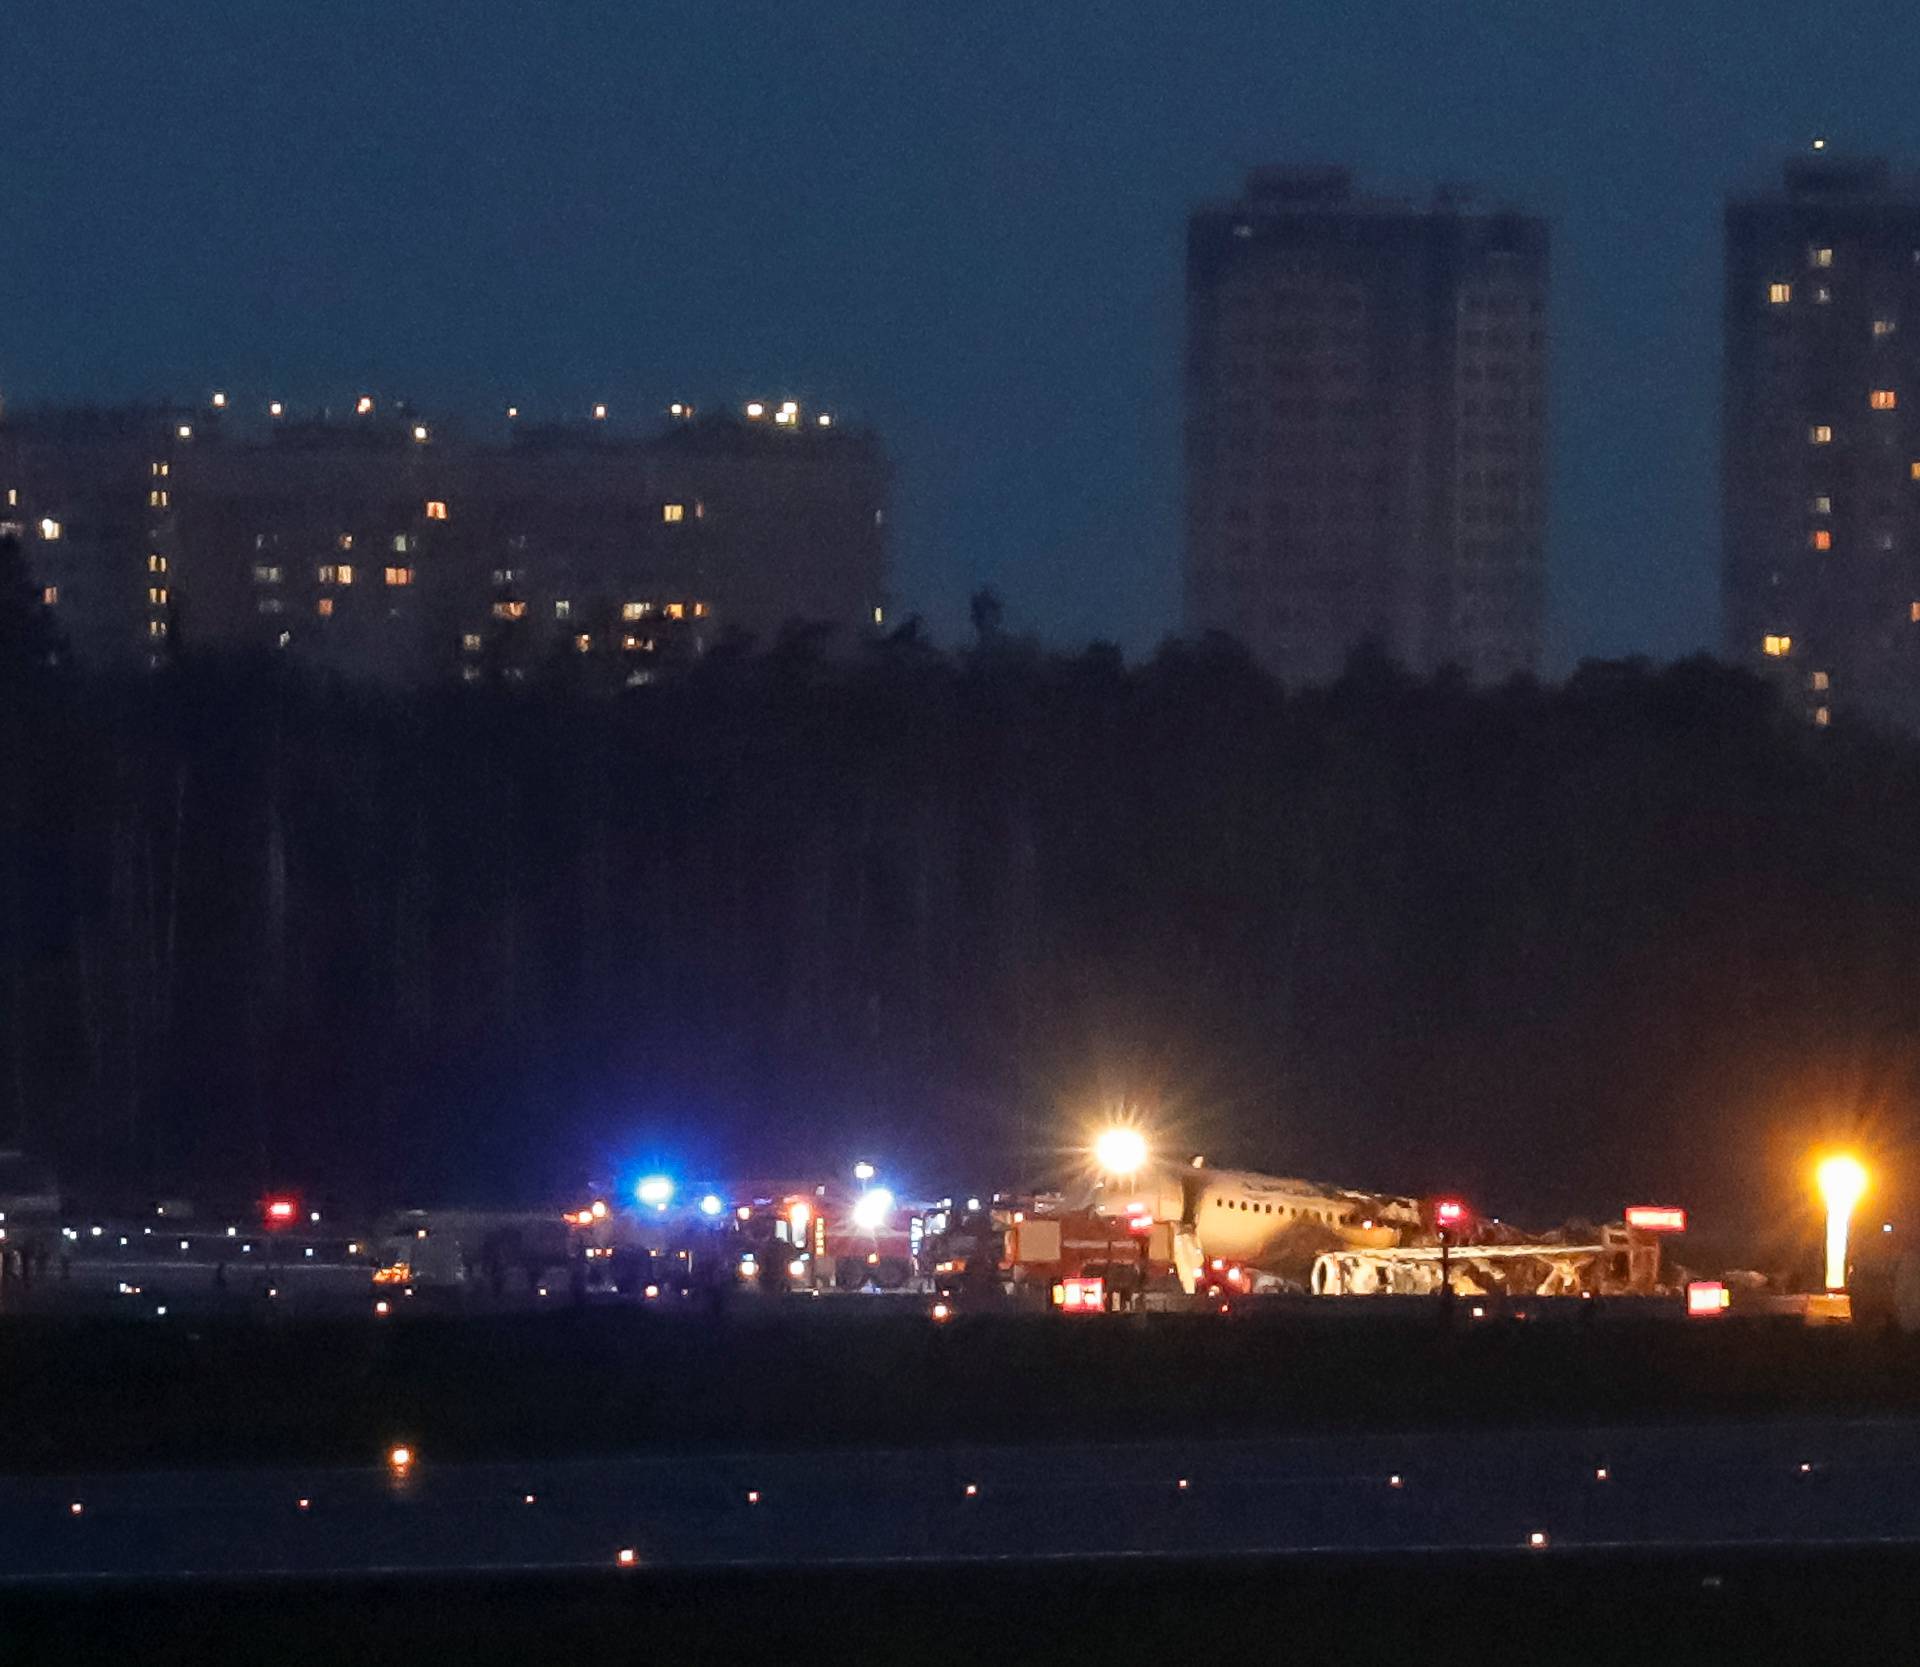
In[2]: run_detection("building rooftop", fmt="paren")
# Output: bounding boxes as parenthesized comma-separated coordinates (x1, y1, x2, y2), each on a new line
(1195, 167, 1536, 226)
(1728, 149, 1920, 207)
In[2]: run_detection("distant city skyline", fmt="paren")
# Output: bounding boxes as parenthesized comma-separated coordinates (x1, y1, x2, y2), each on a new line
(13, 4, 1920, 670)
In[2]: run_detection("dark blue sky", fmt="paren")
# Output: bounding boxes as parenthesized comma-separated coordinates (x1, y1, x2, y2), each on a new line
(6, 2, 1919, 667)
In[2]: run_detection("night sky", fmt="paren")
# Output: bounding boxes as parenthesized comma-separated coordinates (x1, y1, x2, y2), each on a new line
(7, 2, 1920, 669)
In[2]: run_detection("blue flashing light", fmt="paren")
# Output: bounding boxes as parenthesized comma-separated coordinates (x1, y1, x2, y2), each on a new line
(698, 1193, 724, 1217)
(636, 1175, 675, 1208)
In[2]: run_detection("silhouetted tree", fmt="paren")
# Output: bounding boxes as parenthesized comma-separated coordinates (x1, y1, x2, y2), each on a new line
(0, 622, 1914, 1239)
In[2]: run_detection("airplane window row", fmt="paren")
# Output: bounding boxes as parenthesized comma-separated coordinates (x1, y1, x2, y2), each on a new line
(1215, 1198, 1356, 1226)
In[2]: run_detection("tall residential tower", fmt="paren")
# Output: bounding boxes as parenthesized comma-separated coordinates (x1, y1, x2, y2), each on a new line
(1185, 167, 1548, 684)
(1724, 150, 1920, 730)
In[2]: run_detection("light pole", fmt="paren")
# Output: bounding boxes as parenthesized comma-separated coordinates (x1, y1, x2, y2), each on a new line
(1816, 1155, 1868, 1293)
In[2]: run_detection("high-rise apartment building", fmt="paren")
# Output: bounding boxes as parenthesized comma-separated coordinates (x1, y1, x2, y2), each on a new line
(1724, 150, 1920, 730)
(0, 405, 189, 665)
(0, 396, 889, 685)
(1185, 167, 1548, 684)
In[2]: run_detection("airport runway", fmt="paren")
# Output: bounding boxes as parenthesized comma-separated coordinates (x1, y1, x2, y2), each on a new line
(4, 1417, 1920, 1584)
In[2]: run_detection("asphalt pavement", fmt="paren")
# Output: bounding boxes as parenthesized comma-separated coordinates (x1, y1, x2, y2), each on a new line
(4, 1417, 1920, 1584)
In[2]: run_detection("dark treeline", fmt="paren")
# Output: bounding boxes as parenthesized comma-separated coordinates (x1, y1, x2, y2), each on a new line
(4, 544, 1920, 1233)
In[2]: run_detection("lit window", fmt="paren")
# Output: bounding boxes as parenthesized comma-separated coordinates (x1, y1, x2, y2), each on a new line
(1911, 602, 1920, 623)
(745, 401, 765, 418)
(385, 566, 414, 587)
(1769, 282, 1792, 304)
(491, 600, 527, 620)
(41, 585, 57, 606)
(665, 602, 685, 620)
(555, 599, 572, 620)
(338, 534, 354, 551)
(175, 424, 191, 441)
(149, 490, 167, 508)
(1810, 425, 1833, 445)
(873, 606, 885, 625)
(411, 425, 429, 444)
(148, 620, 167, 639)
(1815, 706, 1831, 727)
(38, 518, 60, 541)
(1872, 389, 1898, 410)
(622, 633, 654, 652)
(253, 564, 282, 584)
(318, 565, 335, 584)
(317, 597, 335, 618)
(426, 501, 448, 521)
(1811, 529, 1832, 551)
(1876, 318, 1899, 337)
(1815, 286, 1833, 304)
(662, 503, 685, 523)
(592, 404, 607, 421)
(337, 564, 354, 585)
(574, 634, 592, 653)
(1811, 246, 1834, 268)
(1763, 634, 1792, 657)
(1812, 671, 1831, 691)
(1812, 495, 1833, 513)
(4, 489, 15, 506)
(269, 401, 284, 418)
(461, 633, 482, 652)
(621, 601, 651, 621)
(148, 554, 167, 573)
(147, 587, 167, 605)
(211, 392, 227, 409)
(393, 535, 410, 553)
(693, 601, 709, 618)
(356, 396, 374, 415)
(150, 462, 169, 478)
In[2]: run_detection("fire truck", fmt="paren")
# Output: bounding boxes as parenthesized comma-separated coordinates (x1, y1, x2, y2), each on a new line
(1002, 1205, 1181, 1311)
(733, 1180, 922, 1292)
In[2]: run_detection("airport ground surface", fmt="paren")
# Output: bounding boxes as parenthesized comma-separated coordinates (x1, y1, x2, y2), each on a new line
(5, 1308, 1920, 1658)
(4, 1303, 1920, 1473)
(4, 1495, 1920, 1664)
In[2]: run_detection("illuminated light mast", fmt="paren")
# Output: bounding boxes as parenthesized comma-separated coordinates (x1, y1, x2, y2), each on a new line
(1816, 1155, 1868, 1292)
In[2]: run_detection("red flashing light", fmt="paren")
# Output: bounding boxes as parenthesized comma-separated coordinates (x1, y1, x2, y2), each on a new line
(1125, 1214, 1154, 1234)
(1434, 1199, 1467, 1227)
(1686, 1280, 1730, 1317)
(1625, 1206, 1688, 1234)
(1056, 1277, 1105, 1313)
(264, 1198, 297, 1225)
